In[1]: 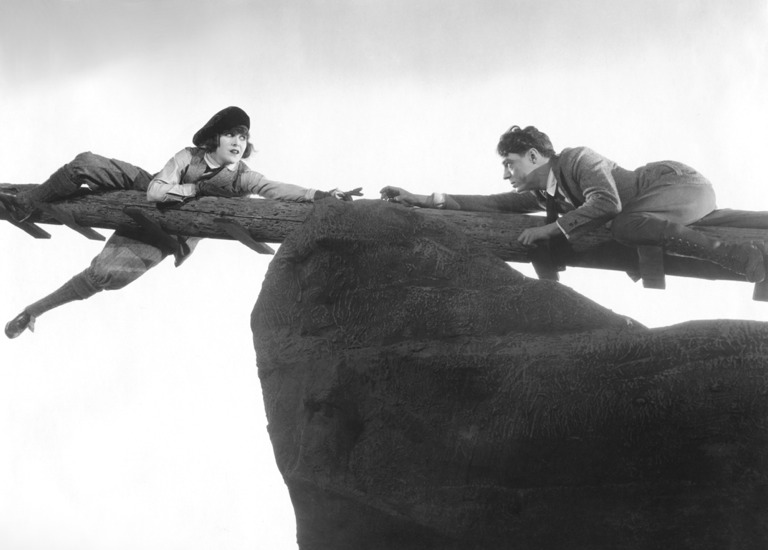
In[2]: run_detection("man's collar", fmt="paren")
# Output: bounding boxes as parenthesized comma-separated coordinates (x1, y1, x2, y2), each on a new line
(545, 167, 574, 206)
(546, 169, 558, 196)
(203, 151, 238, 171)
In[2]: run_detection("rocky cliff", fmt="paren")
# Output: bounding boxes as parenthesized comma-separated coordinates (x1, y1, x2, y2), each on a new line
(252, 199, 768, 550)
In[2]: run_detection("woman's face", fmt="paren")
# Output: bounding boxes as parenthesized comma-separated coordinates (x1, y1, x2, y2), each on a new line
(212, 130, 248, 166)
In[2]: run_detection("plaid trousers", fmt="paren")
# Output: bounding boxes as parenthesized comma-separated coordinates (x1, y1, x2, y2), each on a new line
(60, 152, 169, 297)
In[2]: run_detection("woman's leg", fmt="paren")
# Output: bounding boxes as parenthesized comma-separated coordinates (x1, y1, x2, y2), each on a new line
(0, 152, 152, 220)
(5, 232, 167, 338)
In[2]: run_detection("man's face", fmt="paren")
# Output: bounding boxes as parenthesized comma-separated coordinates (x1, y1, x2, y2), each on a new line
(212, 130, 248, 166)
(502, 150, 548, 192)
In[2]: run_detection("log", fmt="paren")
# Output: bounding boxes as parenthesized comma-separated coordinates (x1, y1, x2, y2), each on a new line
(1, 183, 766, 286)
(0, 184, 312, 243)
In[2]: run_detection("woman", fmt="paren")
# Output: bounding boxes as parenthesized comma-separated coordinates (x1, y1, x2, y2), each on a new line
(1, 106, 360, 339)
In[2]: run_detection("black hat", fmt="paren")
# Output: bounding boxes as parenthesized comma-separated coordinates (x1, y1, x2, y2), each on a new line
(192, 106, 250, 147)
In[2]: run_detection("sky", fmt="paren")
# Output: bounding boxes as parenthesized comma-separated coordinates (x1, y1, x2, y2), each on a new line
(1, 1, 767, 549)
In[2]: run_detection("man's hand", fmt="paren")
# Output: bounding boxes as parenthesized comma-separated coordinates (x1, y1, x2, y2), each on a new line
(331, 187, 364, 201)
(518, 223, 562, 246)
(315, 188, 364, 201)
(380, 186, 425, 207)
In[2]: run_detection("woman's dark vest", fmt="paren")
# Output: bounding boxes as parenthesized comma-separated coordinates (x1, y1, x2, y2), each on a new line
(180, 148, 249, 195)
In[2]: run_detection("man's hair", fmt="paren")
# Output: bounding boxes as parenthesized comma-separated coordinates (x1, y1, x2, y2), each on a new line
(497, 125, 555, 157)
(200, 125, 254, 159)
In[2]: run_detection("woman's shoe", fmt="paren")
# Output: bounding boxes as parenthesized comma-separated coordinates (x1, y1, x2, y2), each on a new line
(0, 192, 34, 222)
(5, 311, 35, 339)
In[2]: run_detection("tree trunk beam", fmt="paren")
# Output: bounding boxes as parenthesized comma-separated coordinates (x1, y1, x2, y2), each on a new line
(2, 183, 766, 287)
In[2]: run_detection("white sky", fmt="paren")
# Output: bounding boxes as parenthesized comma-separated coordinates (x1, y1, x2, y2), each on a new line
(1, 1, 767, 549)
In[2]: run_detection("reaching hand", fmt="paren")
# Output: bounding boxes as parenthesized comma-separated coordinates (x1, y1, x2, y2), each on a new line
(331, 187, 364, 201)
(379, 186, 421, 207)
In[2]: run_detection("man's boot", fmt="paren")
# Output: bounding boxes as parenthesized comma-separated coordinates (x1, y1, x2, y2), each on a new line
(662, 223, 766, 283)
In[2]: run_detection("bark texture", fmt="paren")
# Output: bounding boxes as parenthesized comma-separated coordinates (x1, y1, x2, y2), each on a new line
(253, 199, 768, 550)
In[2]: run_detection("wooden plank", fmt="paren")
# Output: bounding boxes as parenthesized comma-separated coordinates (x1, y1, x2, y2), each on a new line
(122, 206, 179, 252)
(529, 246, 561, 281)
(0, 201, 51, 239)
(637, 246, 666, 290)
(753, 280, 768, 302)
(214, 219, 275, 255)
(36, 203, 105, 241)
(528, 235, 569, 281)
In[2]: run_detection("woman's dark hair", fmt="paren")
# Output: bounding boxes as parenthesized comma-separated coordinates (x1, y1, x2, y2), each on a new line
(497, 125, 555, 157)
(200, 125, 254, 159)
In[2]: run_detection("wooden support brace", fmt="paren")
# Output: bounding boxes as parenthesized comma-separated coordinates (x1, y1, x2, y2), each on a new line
(36, 203, 105, 241)
(529, 243, 563, 282)
(123, 207, 180, 252)
(753, 279, 768, 302)
(0, 202, 51, 239)
(753, 245, 768, 302)
(637, 245, 666, 289)
(531, 261, 560, 281)
(214, 219, 275, 255)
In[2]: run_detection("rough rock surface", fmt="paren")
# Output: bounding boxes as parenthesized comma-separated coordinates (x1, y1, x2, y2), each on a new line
(252, 199, 768, 550)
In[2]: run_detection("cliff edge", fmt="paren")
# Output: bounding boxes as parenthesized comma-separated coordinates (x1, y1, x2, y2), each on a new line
(253, 199, 768, 550)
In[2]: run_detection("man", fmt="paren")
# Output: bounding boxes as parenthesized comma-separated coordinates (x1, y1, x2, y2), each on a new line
(0, 106, 360, 339)
(381, 125, 766, 283)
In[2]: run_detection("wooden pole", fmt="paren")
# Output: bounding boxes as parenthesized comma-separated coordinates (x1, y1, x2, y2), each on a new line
(1, 183, 766, 286)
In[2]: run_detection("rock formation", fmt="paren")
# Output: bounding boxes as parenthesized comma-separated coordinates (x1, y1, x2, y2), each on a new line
(253, 199, 768, 550)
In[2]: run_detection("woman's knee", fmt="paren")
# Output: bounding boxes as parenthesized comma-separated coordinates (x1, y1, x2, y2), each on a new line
(69, 152, 106, 189)
(85, 256, 149, 291)
(70, 151, 101, 170)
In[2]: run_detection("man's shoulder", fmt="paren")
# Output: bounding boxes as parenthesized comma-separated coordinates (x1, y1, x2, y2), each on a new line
(559, 146, 597, 160)
(558, 146, 613, 170)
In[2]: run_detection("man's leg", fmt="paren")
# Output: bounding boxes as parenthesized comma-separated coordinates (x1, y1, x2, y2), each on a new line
(694, 209, 768, 229)
(611, 169, 765, 282)
(612, 214, 765, 283)
(5, 232, 167, 338)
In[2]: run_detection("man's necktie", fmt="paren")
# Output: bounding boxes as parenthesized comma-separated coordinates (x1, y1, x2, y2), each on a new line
(545, 192, 558, 224)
